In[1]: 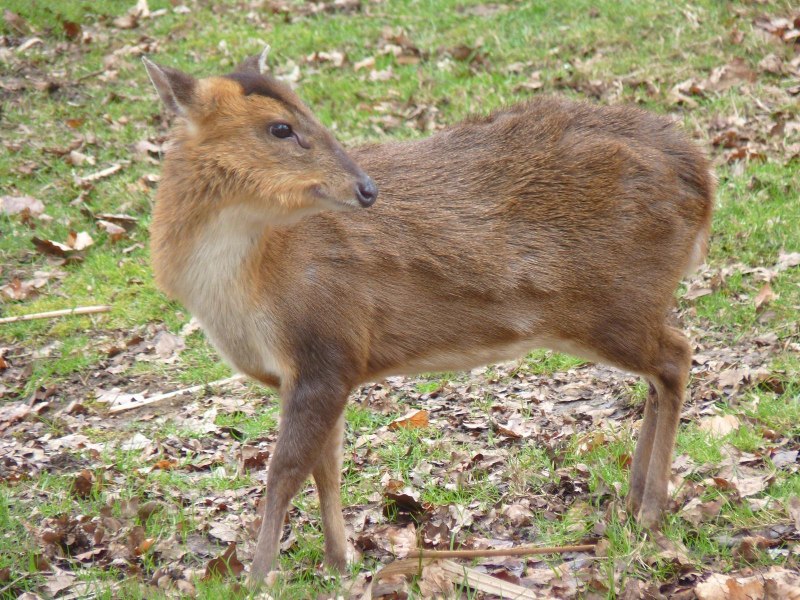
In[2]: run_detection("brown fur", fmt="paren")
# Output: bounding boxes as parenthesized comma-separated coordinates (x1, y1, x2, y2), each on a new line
(144, 56, 714, 582)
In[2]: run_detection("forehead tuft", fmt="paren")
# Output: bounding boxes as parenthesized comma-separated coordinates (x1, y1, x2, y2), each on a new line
(222, 72, 301, 110)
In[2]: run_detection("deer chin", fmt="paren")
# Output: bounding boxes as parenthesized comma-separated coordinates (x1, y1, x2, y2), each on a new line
(256, 195, 358, 227)
(327, 196, 364, 211)
(309, 184, 363, 212)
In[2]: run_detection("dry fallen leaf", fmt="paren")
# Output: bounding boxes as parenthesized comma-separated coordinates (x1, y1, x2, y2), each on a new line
(43, 573, 76, 597)
(716, 368, 749, 392)
(704, 58, 757, 92)
(646, 531, 692, 570)
(695, 567, 800, 600)
(696, 572, 763, 600)
(67, 150, 95, 166)
(32, 231, 94, 258)
(375, 523, 417, 558)
(137, 537, 155, 555)
(61, 20, 81, 40)
(775, 251, 800, 272)
(133, 139, 163, 161)
(418, 562, 455, 599)
(788, 497, 800, 530)
(66, 230, 94, 251)
(0, 273, 54, 301)
(684, 285, 714, 301)
(241, 446, 270, 471)
(754, 282, 778, 312)
(71, 470, 95, 498)
(208, 523, 239, 544)
(699, 415, 740, 437)
(307, 50, 346, 67)
(733, 535, 774, 562)
(370, 572, 411, 598)
(714, 464, 772, 498)
(152, 330, 185, 361)
(204, 543, 244, 580)
(150, 459, 177, 471)
(680, 497, 724, 526)
(96, 213, 138, 231)
(503, 502, 534, 526)
(668, 79, 704, 107)
(758, 53, 783, 74)
(97, 219, 127, 242)
(120, 433, 152, 451)
(369, 67, 395, 82)
(354, 56, 375, 71)
(0, 195, 44, 217)
(16, 37, 44, 54)
(32, 237, 73, 257)
(113, 0, 150, 29)
(388, 409, 429, 430)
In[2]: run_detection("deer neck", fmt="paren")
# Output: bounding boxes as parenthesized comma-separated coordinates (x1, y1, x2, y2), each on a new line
(179, 204, 267, 313)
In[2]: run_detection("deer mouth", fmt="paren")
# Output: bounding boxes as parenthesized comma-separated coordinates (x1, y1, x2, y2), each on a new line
(310, 180, 378, 211)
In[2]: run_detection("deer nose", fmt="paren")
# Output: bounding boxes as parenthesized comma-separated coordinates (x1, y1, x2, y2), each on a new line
(355, 177, 378, 207)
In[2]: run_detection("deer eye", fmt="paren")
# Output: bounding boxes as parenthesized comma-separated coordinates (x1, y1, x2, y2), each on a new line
(269, 123, 293, 139)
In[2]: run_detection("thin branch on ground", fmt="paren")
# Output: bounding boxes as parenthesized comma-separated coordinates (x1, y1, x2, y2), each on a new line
(107, 374, 246, 413)
(407, 543, 596, 560)
(0, 305, 111, 324)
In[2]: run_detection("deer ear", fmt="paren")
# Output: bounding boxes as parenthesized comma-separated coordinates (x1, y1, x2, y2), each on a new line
(235, 44, 271, 75)
(142, 57, 197, 118)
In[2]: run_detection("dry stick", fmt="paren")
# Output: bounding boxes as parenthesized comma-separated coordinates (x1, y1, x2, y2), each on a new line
(0, 305, 111, 324)
(75, 68, 105, 82)
(108, 374, 246, 413)
(407, 543, 596, 560)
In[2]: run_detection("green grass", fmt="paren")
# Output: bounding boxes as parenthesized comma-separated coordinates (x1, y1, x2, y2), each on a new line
(2, 0, 799, 597)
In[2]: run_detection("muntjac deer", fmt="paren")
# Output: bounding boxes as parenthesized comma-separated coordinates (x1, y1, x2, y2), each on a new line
(143, 48, 713, 582)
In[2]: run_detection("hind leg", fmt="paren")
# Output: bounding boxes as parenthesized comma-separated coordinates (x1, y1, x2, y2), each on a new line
(590, 322, 691, 527)
(636, 327, 691, 527)
(627, 383, 658, 516)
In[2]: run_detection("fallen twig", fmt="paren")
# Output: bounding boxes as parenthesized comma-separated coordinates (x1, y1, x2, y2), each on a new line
(0, 305, 111, 324)
(75, 68, 106, 82)
(108, 374, 246, 413)
(74, 162, 125, 187)
(407, 543, 596, 560)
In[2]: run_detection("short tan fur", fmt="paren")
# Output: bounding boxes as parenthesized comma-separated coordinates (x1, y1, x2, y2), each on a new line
(143, 50, 714, 582)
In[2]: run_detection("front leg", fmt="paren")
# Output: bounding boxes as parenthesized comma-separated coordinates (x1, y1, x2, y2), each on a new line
(249, 378, 349, 584)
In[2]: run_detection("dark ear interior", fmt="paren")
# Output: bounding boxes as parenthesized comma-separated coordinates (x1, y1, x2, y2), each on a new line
(235, 45, 271, 75)
(142, 57, 197, 117)
(235, 55, 262, 74)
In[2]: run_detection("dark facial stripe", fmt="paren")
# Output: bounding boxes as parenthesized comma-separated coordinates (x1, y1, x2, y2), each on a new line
(223, 72, 301, 111)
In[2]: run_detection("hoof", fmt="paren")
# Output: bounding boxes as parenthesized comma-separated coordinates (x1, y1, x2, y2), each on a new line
(626, 494, 641, 517)
(324, 555, 347, 574)
(246, 569, 279, 590)
(637, 506, 663, 531)
(324, 542, 358, 573)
